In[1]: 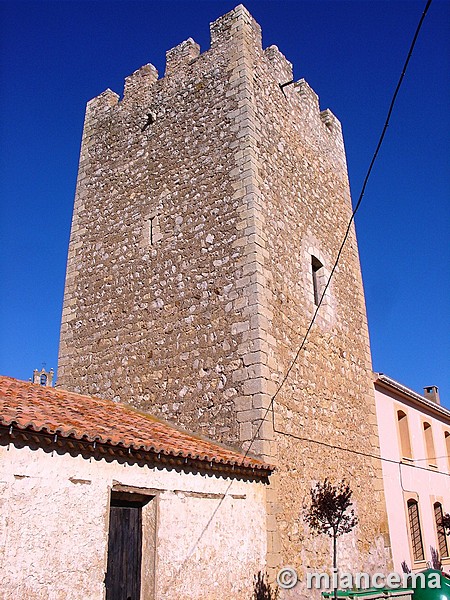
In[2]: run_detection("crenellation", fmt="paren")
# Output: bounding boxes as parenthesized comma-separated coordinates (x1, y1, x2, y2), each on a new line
(210, 4, 262, 50)
(85, 88, 119, 118)
(320, 107, 342, 135)
(264, 45, 293, 84)
(165, 38, 201, 77)
(294, 77, 320, 112)
(123, 63, 158, 105)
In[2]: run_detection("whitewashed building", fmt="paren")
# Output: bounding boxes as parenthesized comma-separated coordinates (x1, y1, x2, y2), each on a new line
(0, 375, 272, 600)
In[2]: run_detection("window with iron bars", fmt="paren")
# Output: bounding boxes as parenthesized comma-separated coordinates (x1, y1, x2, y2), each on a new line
(434, 502, 449, 558)
(407, 499, 424, 562)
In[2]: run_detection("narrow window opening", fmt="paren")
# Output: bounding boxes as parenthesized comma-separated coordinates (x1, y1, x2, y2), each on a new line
(149, 216, 154, 245)
(407, 499, 425, 562)
(147, 215, 162, 246)
(40, 373, 47, 386)
(434, 502, 449, 558)
(423, 422, 436, 466)
(397, 410, 412, 459)
(105, 491, 154, 600)
(311, 255, 323, 306)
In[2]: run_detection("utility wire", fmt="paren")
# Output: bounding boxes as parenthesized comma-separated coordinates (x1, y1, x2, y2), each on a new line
(232, 0, 432, 478)
(267, 0, 434, 477)
(239, 0, 433, 469)
(161, 1, 433, 590)
(270, 412, 450, 478)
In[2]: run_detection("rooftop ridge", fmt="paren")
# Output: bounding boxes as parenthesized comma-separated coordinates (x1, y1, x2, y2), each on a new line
(0, 375, 273, 473)
(375, 372, 450, 419)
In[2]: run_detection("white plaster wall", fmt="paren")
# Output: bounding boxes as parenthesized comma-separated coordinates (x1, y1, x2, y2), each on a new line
(374, 386, 450, 573)
(0, 443, 268, 600)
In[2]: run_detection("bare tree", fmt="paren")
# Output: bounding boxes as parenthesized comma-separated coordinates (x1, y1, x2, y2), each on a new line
(304, 479, 358, 600)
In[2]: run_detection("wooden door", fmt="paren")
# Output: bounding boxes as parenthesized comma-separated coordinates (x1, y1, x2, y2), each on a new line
(105, 501, 142, 600)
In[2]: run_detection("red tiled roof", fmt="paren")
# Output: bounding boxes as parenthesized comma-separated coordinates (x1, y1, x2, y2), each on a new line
(0, 376, 272, 474)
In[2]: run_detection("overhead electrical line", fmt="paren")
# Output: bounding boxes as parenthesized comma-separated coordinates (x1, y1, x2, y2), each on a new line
(249, 0, 433, 452)
(161, 1, 434, 590)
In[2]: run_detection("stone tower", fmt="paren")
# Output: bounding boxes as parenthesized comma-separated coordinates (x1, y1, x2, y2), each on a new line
(58, 5, 390, 594)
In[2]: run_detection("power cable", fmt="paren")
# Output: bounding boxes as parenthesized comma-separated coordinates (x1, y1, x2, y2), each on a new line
(266, 0, 433, 423)
(270, 411, 450, 478)
(160, 1, 434, 591)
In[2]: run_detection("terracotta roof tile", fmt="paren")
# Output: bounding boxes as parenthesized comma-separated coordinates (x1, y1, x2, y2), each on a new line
(0, 376, 272, 474)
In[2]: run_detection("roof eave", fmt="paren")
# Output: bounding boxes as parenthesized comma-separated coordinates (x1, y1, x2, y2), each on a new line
(1, 423, 274, 481)
(374, 373, 450, 421)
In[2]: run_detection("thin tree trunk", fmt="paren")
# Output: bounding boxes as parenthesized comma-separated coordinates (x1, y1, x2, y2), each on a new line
(333, 534, 337, 600)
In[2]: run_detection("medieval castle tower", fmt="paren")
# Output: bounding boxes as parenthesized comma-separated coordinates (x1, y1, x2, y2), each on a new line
(58, 5, 391, 593)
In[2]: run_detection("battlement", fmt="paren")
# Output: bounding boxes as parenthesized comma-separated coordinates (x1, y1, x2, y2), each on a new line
(84, 4, 340, 143)
(123, 63, 158, 105)
(320, 107, 342, 136)
(293, 78, 319, 110)
(210, 4, 262, 49)
(84, 5, 263, 110)
(165, 38, 200, 77)
(86, 88, 119, 117)
(264, 45, 293, 84)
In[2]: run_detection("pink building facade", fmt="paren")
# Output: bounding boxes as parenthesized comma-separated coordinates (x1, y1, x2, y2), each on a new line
(374, 374, 450, 573)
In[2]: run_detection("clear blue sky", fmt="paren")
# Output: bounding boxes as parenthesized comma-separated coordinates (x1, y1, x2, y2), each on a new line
(0, 1, 449, 407)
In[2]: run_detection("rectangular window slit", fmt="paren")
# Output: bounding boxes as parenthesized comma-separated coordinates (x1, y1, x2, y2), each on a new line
(149, 217, 154, 245)
(311, 256, 323, 306)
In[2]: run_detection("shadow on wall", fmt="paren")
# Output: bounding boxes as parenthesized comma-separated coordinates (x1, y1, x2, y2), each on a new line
(253, 571, 279, 600)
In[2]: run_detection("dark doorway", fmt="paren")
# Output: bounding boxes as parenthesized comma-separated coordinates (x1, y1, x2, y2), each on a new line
(105, 492, 152, 600)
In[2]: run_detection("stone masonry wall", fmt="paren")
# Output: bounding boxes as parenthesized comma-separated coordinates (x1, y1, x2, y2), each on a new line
(247, 37, 392, 595)
(59, 8, 270, 448)
(58, 5, 391, 596)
